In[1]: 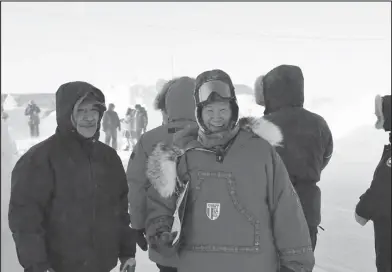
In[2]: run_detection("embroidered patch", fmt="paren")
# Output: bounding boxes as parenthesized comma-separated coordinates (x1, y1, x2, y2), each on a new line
(387, 157, 391, 168)
(206, 203, 221, 220)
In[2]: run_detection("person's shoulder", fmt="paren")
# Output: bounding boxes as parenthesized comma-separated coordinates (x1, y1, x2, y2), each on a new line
(16, 135, 56, 166)
(139, 125, 167, 147)
(95, 140, 116, 152)
(302, 108, 328, 123)
(94, 140, 123, 161)
(238, 117, 283, 148)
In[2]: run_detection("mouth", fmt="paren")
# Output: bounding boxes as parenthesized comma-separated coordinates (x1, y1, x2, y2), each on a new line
(79, 124, 96, 128)
(209, 123, 226, 129)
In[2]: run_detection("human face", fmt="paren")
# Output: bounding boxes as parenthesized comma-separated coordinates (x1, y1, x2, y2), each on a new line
(72, 100, 100, 138)
(201, 101, 232, 133)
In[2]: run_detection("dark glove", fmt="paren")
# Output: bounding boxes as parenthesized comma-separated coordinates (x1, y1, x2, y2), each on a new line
(172, 123, 199, 150)
(148, 231, 178, 257)
(134, 229, 148, 251)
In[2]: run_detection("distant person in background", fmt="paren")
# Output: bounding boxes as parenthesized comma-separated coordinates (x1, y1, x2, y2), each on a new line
(24, 100, 41, 138)
(123, 107, 135, 151)
(355, 94, 391, 272)
(140, 105, 149, 133)
(133, 104, 148, 142)
(254, 65, 333, 254)
(102, 103, 121, 150)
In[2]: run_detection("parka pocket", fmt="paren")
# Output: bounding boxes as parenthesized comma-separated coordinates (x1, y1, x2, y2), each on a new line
(182, 170, 264, 254)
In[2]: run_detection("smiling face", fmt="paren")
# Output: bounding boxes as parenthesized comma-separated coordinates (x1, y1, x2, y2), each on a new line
(201, 101, 232, 133)
(72, 99, 100, 138)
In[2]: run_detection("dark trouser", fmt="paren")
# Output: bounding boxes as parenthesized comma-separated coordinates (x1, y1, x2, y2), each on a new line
(156, 263, 177, 272)
(105, 128, 117, 150)
(29, 123, 39, 137)
(293, 182, 321, 252)
(308, 225, 318, 251)
(374, 219, 391, 272)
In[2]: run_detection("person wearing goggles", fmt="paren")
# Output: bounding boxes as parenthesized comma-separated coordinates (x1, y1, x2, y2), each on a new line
(144, 69, 314, 272)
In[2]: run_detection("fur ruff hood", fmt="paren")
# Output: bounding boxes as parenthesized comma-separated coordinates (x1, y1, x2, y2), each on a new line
(146, 117, 283, 198)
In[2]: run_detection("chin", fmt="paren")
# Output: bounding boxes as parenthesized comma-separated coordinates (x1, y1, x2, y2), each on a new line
(209, 126, 227, 133)
(78, 127, 96, 138)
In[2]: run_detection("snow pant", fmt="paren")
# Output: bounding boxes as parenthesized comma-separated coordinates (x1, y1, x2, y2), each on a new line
(28, 123, 39, 137)
(105, 128, 118, 150)
(293, 182, 321, 253)
(374, 218, 391, 272)
(156, 263, 177, 272)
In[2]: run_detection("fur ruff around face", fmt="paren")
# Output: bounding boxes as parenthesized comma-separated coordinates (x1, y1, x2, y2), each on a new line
(145, 117, 283, 199)
(375, 95, 384, 130)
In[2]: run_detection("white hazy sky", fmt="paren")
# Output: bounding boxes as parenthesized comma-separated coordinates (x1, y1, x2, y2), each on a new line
(1, 2, 390, 102)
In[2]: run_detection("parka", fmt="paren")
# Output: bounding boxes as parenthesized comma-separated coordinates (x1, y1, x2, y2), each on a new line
(9, 81, 136, 272)
(145, 116, 315, 272)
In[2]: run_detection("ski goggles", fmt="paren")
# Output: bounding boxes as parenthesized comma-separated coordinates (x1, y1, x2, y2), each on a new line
(196, 80, 232, 104)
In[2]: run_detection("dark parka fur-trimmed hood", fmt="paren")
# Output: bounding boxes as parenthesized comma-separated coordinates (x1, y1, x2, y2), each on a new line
(375, 94, 391, 132)
(255, 65, 304, 115)
(153, 77, 196, 123)
(146, 117, 283, 198)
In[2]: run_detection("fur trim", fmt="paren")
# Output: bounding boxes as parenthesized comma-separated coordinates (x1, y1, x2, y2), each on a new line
(254, 75, 265, 106)
(153, 79, 174, 111)
(146, 117, 283, 198)
(239, 116, 283, 147)
(375, 95, 384, 130)
(146, 142, 184, 198)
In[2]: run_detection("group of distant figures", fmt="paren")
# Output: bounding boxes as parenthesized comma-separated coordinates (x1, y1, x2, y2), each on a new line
(1, 99, 148, 150)
(102, 103, 148, 151)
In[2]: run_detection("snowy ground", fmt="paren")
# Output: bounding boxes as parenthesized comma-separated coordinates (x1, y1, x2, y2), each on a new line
(2, 102, 382, 272)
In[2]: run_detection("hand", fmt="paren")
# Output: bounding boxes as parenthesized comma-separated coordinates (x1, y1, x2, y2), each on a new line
(119, 257, 136, 272)
(172, 123, 199, 149)
(355, 212, 369, 226)
(148, 231, 178, 257)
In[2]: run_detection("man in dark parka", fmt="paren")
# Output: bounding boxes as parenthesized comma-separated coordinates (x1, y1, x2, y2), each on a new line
(9, 81, 137, 272)
(254, 65, 334, 252)
(355, 94, 391, 272)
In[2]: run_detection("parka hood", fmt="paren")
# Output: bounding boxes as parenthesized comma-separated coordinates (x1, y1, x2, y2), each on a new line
(375, 94, 391, 132)
(55, 81, 106, 139)
(161, 77, 197, 123)
(261, 65, 304, 114)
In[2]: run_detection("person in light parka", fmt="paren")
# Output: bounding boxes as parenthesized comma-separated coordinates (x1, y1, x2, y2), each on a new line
(144, 69, 315, 272)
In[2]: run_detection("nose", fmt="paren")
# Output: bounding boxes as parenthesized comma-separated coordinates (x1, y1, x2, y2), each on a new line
(212, 110, 223, 120)
(83, 112, 96, 121)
